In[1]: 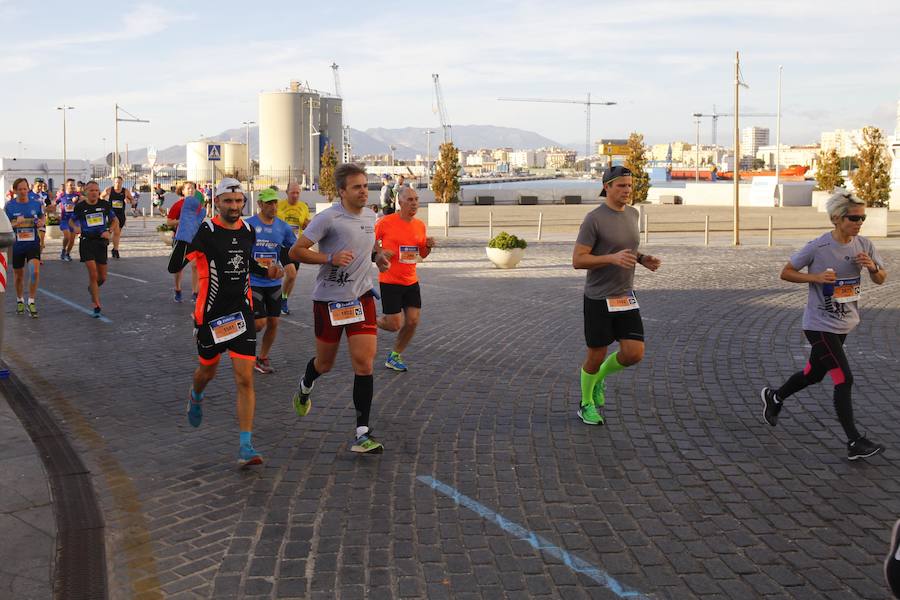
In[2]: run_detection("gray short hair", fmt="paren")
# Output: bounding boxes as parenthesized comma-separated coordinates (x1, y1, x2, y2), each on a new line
(825, 190, 865, 222)
(397, 185, 417, 201)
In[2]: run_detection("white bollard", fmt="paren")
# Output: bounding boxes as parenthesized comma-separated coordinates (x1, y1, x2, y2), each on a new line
(768, 215, 773, 247)
(643, 213, 648, 245)
(704, 215, 710, 246)
(537, 212, 543, 241)
(444, 211, 448, 238)
(488, 211, 493, 241)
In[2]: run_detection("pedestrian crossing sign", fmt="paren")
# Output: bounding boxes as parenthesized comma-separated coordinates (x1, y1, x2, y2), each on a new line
(207, 144, 222, 161)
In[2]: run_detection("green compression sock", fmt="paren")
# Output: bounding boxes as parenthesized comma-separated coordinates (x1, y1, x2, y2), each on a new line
(597, 351, 627, 381)
(580, 368, 601, 407)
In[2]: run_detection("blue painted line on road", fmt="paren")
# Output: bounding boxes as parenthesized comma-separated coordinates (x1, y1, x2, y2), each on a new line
(39, 289, 112, 323)
(416, 475, 651, 599)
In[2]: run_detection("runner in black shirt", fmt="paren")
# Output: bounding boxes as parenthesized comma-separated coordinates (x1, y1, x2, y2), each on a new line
(101, 176, 132, 258)
(168, 178, 282, 467)
(69, 181, 119, 318)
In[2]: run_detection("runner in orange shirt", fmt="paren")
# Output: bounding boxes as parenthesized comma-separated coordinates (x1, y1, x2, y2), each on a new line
(375, 186, 435, 371)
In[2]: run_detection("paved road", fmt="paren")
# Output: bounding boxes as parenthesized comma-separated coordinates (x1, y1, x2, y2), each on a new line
(4, 223, 900, 599)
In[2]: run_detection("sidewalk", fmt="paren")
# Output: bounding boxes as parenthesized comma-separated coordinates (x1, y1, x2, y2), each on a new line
(0, 388, 55, 599)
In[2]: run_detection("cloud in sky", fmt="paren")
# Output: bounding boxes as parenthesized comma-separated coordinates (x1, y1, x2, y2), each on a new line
(1, 0, 897, 159)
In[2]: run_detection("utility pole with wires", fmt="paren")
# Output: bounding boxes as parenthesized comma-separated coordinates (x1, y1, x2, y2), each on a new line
(114, 104, 149, 178)
(733, 50, 750, 246)
(498, 94, 616, 170)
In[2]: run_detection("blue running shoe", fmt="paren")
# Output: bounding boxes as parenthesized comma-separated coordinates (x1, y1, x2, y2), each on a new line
(186, 389, 203, 428)
(384, 352, 407, 372)
(281, 297, 290, 315)
(174, 289, 183, 303)
(238, 444, 263, 467)
(92, 306, 102, 319)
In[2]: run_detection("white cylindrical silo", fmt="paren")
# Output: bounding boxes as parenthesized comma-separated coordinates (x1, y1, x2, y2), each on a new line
(319, 97, 344, 161)
(186, 139, 215, 184)
(259, 90, 303, 180)
(221, 141, 248, 179)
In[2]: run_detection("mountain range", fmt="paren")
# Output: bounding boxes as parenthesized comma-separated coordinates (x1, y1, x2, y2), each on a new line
(104, 125, 565, 165)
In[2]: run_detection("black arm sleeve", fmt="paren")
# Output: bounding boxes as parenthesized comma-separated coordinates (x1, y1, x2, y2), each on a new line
(279, 246, 292, 266)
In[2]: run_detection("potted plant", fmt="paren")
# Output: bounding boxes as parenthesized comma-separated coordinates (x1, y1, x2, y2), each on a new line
(45, 213, 61, 240)
(486, 231, 527, 269)
(157, 223, 176, 244)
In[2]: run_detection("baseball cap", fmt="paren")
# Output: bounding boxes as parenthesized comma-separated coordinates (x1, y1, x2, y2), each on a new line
(600, 166, 632, 197)
(215, 178, 243, 197)
(34, 177, 45, 183)
(258, 188, 279, 203)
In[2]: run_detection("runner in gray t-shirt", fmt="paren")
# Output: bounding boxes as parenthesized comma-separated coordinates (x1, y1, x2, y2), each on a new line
(288, 163, 393, 454)
(761, 191, 887, 461)
(572, 166, 661, 426)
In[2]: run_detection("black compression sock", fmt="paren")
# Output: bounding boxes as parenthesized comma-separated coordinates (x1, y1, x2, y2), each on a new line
(302, 358, 322, 388)
(353, 374, 373, 427)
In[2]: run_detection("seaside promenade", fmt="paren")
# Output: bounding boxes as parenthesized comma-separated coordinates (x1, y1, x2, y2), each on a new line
(2, 207, 899, 599)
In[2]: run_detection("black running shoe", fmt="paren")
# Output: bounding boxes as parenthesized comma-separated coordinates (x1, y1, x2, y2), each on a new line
(847, 436, 884, 461)
(112, 248, 120, 259)
(886, 519, 900, 598)
(760, 387, 782, 426)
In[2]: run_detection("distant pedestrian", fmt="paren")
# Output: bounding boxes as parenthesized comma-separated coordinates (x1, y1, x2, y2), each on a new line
(152, 183, 166, 216)
(380, 174, 394, 215)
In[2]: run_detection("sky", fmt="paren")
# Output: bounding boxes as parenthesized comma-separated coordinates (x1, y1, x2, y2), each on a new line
(1, 0, 898, 160)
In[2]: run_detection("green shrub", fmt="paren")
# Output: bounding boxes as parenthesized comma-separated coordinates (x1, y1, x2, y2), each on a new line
(157, 223, 175, 232)
(46, 213, 60, 226)
(488, 231, 527, 250)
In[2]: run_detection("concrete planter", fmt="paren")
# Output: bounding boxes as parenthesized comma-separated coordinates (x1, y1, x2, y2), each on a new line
(315, 201, 338, 215)
(159, 230, 175, 245)
(45, 225, 61, 240)
(428, 203, 460, 227)
(860, 207, 888, 237)
(486, 247, 525, 269)
(812, 190, 832, 213)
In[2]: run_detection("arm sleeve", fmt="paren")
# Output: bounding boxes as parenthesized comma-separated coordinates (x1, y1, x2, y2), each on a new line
(789, 241, 815, 270)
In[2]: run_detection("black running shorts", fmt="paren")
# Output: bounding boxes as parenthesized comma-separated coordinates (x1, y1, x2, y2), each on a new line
(583, 295, 644, 348)
(252, 285, 282, 320)
(379, 282, 422, 315)
(196, 311, 256, 363)
(12, 245, 40, 269)
(79, 237, 109, 264)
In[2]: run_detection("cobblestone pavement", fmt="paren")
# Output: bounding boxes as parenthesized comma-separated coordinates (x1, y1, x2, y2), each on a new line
(4, 223, 900, 599)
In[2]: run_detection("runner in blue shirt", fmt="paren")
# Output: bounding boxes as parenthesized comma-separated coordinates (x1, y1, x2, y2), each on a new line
(28, 178, 50, 250)
(4, 178, 43, 317)
(56, 179, 79, 261)
(245, 188, 296, 374)
(68, 181, 119, 318)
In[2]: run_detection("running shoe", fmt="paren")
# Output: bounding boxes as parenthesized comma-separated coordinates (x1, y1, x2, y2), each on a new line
(174, 289, 183, 303)
(16, 300, 25, 315)
(186, 389, 203, 428)
(577, 403, 604, 426)
(92, 306, 102, 319)
(64, 253, 72, 262)
(592, 379, 606, 408)
(191, 292, 198, 303)
(292, 379, 313, 417)
(112, 248, 120, 259)
(351, 431, 384, 454)
(385, 352, 408, 372)
(281, 297, 290, 315)
(847, 436, 884, 461)
(254, 357, 275, 374)
(761, 387, 782, 426)
(27, 302, 37, 319)
(886, 519, 900, 598)
(59, 250, 65, 261)
(238, 444, 263, 467)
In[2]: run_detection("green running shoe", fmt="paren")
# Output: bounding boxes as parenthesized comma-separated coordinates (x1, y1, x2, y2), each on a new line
(26, 302, 38, 318)
(351, 432, 384, 453)
(292, 379, 313, 417)
(16, 300, 25, 315)
(577, 403, 604, 426)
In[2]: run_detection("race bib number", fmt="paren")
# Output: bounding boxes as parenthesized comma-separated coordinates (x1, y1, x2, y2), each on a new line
(328, 299, 365, 326)
(85, 213, 105, 228)
(833, 276, 861, 304)
(15, 229, 35, 242)
(112, 200, 124, 209)
(606, 291, 639, 312)
(209, 311, 247, 344)
(254, 251, 278, 269)
(399, 245, 419, 264)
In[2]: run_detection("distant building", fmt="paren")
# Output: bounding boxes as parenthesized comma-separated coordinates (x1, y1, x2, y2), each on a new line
(755, 144, 820, 169)
(741, 127, 770, 158)
(508, 150, 546, 169)
(820, 129, 865, 157)
(543, 147, 577, 169)
(890, 100, 900, 209)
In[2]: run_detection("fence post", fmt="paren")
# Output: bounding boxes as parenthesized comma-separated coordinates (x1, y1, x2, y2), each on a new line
(537, 212, 543, 241)
(489, 211, 493, 241)
(444, 210, 449, 238)
(704, 215, 709, 246)
(643, 213, 648, 245)
(768, 215, 773, 247)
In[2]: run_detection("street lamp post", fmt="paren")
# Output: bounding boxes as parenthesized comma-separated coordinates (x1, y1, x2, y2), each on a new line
(775, 65, 783, 206)
(424, 130, 436, 186)
(56, 106, 74, 183)
(241, 120, 255, 184)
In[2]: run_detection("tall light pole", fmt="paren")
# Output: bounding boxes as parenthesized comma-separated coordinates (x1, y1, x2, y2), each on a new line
(17, 141, 23, 159)
(56, 106, 74, 183)
(775, 65, 783, 206)
(693, 116, 701, 182)
(241, 120, 255, 184)
(424, 130, 436, 184)
(733, 50, 749, 246)
(389, 145, 396, 167)
(114, 104, 149, 178)
(305, 98, 320, 190)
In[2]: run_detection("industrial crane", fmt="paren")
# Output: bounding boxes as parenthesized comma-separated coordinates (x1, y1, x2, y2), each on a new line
(497, 94, 616, 166)
(432, 74, 451, 143)
(332, 62, 352, 163)
(692, 104, 776, 147)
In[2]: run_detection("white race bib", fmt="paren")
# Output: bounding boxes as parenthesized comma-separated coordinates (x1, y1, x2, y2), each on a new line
(606, 291, 639, 312)
(399, 245, 419, 264)
(16, 229, 35, 242)
(832, 277, 861, 304)
(209, 311, 247, 344)
(328, 299, 365, 326)
(254, 251, 278, 269)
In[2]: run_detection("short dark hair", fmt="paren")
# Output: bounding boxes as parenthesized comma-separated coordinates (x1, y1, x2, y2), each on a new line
(334, 163, 367, 191)
(12, 177, 28, 191)
(84, 180, 100, 189)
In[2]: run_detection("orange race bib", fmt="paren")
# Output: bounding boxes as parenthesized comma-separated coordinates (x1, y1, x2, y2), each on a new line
(209, 312, 247, 344)
(832, 277, 861, 304)
(328, 299, 365, 326)
(399, 245, 419, 264)
(606, 291, 639, 312)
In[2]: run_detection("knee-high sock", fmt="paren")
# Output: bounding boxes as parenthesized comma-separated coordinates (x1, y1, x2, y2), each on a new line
(597, 351, 627, 381)
(353, 374, 373, 427)
(580, 368, 601, 407)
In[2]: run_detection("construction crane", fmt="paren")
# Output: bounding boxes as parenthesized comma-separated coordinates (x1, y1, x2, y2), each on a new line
(692, 104, 776, 148)
(432, 74, 451, 143)
(498, 94, 616, 166)
(331, 62, 352, 163)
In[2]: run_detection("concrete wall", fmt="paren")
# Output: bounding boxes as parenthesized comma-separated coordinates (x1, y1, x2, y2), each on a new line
(778, 182, 815, 207)
(0, 158, 92, 197)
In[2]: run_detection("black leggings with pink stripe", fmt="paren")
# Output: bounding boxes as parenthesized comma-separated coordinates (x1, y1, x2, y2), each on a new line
(777, 330, 861, 442)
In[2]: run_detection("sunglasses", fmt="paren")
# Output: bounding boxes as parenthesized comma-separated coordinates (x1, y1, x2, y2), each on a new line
(843, 215, 866, 222)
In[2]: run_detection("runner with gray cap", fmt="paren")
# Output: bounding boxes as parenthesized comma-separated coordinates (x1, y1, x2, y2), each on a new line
(572, 166, 662, 425)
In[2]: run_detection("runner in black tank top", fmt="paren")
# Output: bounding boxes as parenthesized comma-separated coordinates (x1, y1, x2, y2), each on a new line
(102, 176, 132, 258)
